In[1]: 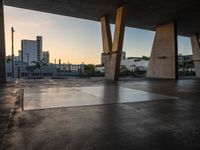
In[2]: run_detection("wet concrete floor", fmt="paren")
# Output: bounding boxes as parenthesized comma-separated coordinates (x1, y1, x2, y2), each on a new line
(23, 86, 177, 110)
(1, 77, 200, 150)
(0, 83, 18, 148)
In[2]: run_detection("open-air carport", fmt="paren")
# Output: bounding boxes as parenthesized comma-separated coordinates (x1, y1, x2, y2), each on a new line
(1, 0, 200, 82)
(0, 1, 200, 150)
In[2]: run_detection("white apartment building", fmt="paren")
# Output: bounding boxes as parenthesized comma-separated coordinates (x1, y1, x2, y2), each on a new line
(95, 66, 105, 73)
(121, 58, 149, 71)
(21, 36, 42, 65)
(58, 64, 84, 72)
(95, 58, 149, 73)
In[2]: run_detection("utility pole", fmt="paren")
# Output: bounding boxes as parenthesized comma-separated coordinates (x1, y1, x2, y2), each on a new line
(27, 53, 29, 65)
(11, 27, 15, 78)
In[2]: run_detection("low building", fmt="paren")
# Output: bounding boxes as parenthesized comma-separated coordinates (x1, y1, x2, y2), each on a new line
(28, 66, 57, 77)
(96, 58, 149, 73)
(95, 66, 105, 73)
(58, 64, 84, 72)
(121, 58, 149, 72)
(6, 61, 28, 78)
(6, 61, 57, 78)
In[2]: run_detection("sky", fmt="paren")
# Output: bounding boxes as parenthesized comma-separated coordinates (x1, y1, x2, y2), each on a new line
(4, 6, 192, 64)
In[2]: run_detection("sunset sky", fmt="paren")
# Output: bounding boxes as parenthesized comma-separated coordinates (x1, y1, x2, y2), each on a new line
(4, 6, 192, 64)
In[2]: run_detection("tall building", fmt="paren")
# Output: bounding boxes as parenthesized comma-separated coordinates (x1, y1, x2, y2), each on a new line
(21, 36, 43, 65)
(43, 51, 50, 63)
(36, 36, 42, 61)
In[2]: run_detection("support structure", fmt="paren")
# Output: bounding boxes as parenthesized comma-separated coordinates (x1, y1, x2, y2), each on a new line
(11, 27, 15, 78)
(0, 0, 6, 83)
(101, 5, 126, 80)
(190, 34, 200, 78)
(147, 22, 178, 79)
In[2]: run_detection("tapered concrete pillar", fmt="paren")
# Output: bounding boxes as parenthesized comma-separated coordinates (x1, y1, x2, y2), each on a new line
(0, 0, 6, 83)
(190, 34, 200, 78)
(101, 5, 126, 80)
(101, 15, 112, 55)
(147, 22, 178, 79)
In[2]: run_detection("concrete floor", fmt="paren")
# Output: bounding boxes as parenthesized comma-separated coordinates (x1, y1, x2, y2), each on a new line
(23, 86, 177, 110)
(0, 83, 19, 148)
(1, 77, 200, 150)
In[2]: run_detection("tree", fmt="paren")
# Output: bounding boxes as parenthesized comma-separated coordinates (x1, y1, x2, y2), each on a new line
(141, 56, 150, 60)
(6, 56, 12, 63)
(84, 64, 95, 74)
(26, 60, 47, 76)
(120, 65, 131, 76)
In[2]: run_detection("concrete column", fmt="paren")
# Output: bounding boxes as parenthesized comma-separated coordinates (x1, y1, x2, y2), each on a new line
(101, 5, 126, 80)
(100, 15, 112, 54)
(190, 34, 200, 77)
(147, 22, 178, 79)
(0, 0, 6, 83)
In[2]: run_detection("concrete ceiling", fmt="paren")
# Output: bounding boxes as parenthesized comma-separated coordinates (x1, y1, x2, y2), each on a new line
(4, 0, 200, 36)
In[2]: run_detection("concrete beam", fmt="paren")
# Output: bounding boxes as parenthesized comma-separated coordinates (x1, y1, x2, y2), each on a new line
(4, 0, 200, 37)
(147, 22, 178, 79)
(0, 0, 6, 83)
(190, 34, 200, 78)
(101, 5, 126, 80)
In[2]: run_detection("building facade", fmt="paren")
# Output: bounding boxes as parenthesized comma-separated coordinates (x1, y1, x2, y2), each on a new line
(96, 57, 149, 73)
(43, 51, 50, 64)
(58, 64, 84, 72)
(121, 58, 149, 72)
(21, 36, 43, 65)
(6, 61, 57, 78)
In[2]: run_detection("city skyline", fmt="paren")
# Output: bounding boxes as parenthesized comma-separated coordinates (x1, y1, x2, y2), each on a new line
(4, 6, 192, 64)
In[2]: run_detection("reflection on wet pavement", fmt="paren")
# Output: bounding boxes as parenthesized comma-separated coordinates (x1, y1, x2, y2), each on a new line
(23, 86, 178, 110)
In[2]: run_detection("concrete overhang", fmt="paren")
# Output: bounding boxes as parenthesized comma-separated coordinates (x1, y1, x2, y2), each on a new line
(4, 0, 200, 37)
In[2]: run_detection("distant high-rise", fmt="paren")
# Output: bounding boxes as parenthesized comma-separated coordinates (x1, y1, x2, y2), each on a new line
(36, 36, 42, 62)
(21, 36, 43, 65)
(43, 51, 50, 63)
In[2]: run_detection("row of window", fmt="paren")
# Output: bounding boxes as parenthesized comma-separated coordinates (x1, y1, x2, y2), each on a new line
(31, 73, 53, 76)
(7, 72, 53, 77)
(7, 72, 28, 77)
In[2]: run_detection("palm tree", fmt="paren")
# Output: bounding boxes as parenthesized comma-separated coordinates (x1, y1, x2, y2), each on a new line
(27, 60, 47, 77)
